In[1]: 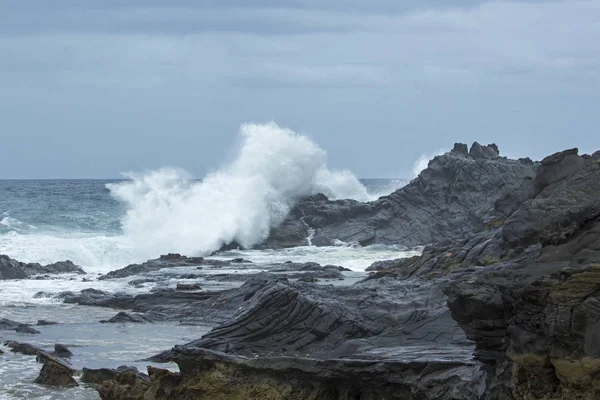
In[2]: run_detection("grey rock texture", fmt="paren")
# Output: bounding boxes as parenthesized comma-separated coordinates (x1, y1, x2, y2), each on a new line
(262, 142, 537, 249)
(0, 255, 84, 279)
(98, 253, 250, 280)
(0, 318, 40, 334)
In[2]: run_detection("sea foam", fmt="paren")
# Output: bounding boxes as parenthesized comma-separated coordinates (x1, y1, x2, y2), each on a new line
(107, 122, 372, 259)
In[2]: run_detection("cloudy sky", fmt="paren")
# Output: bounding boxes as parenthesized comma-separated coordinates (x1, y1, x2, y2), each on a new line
(1, 0, 599, 178)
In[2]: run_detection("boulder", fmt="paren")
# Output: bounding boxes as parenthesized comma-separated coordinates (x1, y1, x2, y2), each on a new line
(34, 360, 78, 388)
(0, 255, 84, 279)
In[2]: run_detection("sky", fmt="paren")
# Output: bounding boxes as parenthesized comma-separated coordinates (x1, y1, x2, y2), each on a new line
(0, 0, 599, 179)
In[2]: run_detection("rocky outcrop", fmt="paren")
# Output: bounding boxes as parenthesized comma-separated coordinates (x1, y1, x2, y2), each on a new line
(99, 253, 250, 280)
(34, 360, 78, 388)
(262, 142, 537, 249)
(98, 354, 483, 400)
(0, 318, 40, 334)
(89, 145, 599, 400)
(0, 255, 84, 279)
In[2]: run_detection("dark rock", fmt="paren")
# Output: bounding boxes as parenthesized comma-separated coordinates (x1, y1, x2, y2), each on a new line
(263, 143, 537, 249)
(98, 370, 150, 400)
(54, 344, 73, 358)
(4, 340, 42, 355)
(34, 360, 78, 388)
(100, 312, 150, 324)
(469, 141, 499, 159)
(37, 350, 71, 367)
(0, 255, 84, 279)
(175, 283, 202, 291)
(123, 145, 600, 400)
(0, 255, 28, 279)
(99, 254, 238, 280)
(0, 318, 40, 334)
(451, 142, 469, 155)
(127, 278, 157, 287)
(59, 288, 135, 309)
(37, 320, 59, 326)
(83, 366, 146, 386)
(16, 324, 41, 334)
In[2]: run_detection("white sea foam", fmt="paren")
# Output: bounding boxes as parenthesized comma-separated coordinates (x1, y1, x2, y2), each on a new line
(107, 122, 372, 259)
(411, 148, 446, 178)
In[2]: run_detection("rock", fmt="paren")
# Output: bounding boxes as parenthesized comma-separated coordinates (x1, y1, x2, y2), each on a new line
(451, 142, 469, 155)
(4, 340, 42, 355)
(37, 350, 71, 367)
(99, 254, 238, 280)
(95, 357, 483, 400)
(263, 143, 537, 249)
(0, 255, 84, 279)
(100, 312, 150, 324)
(0, 318, 40, 334)
(16, 324, 41, 334)
(59, 288, 135, 309)
(37, 320, 59, 326)
(175, 283, 202, 291)
(98, 370, 150, 400)
(83, 366, 146, 386)
(114, 145, 600, 400)
(0, 255, 29, 279)
(54, 344, 73, 358)
(469, 141, 499, 159)
(34, 360, 78, 388)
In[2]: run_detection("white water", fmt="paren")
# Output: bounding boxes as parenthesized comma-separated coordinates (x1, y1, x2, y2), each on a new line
(107, 122, 373, 260)
(0, 123, 441, 272)
(411, 148, 446, 178)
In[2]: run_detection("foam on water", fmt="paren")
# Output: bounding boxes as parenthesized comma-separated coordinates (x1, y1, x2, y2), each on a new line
(218, 243, 423, 272)
(107, 122, 373, 261)
(0, 231, 137, 273)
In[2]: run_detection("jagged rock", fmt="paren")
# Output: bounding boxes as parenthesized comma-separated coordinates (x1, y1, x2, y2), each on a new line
(59, 288, 135, 309)
(98, 370, 150, 400)
(0, 318, 40, 334)
(100, 312, 150, 324)
(37, 320, 59, 326)
(263, 143, 537, 249)
(99, 254, 242, 280)
(16, 324, 40, 334)
(0, 255, 84, 279)
(34, 360, 78, 388)
(83, 366, 146, 386)
(96, 356, 483, 400)
(4, 340, 42, 355)
(175, 283, 202, 291)
(54, 344, 73, 358)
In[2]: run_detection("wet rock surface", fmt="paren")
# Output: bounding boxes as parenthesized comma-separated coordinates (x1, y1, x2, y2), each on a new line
(34, 360, 78, 388)
(98, 253, 251, 280)
(4, 142, 600, 399)
(0, 255, 84, 279)
(263, 143, 537, 249)
(0, 318, 40, 334)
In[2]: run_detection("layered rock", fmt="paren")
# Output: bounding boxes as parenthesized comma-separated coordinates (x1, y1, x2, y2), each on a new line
(262, 142, 537, 249)
(98, 253, 250, 280)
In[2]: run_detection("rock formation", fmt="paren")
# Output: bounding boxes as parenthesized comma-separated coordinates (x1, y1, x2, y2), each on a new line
(0, 255, 84, 279)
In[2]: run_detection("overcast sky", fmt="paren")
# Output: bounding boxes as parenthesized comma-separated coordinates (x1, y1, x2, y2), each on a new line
(1, 0, 599, 178)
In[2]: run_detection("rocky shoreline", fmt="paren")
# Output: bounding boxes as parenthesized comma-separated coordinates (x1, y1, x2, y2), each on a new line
(1, 142, 599, 399)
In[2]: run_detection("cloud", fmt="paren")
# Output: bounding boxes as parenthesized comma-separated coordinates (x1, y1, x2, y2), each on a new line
(0, 0, 598, 178)
(1, 0, 598, 91)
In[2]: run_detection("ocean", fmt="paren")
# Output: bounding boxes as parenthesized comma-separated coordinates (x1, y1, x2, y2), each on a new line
(0, 177, 415, 399)
(0, 124, 424, 398)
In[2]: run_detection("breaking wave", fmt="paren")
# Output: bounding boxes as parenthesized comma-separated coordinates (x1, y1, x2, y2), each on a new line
(107, 122, 372, 258)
